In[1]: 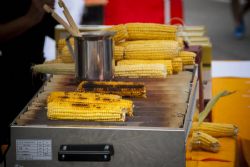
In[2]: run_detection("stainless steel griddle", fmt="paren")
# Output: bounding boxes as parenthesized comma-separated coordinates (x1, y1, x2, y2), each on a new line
(6, 66, 198, 167)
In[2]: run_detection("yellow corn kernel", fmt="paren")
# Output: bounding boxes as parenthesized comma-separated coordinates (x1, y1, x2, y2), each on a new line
(115, 64, 167, 78)
(57, 38, 74, 54)
(114, 45, 125, 61)
(177, 37, 184, 49)
(126, 23, 177, 40)
(180, 51, 196, 65)
(190, 131, 220, 153)
(48, 91, 133, 116)
(172, 57, 183, 73)
(47, 101, 126, 122)
(117, 59, 173, 75)
(124, 41, 180, 60)
(59, 46, 74, 63)
(106, 24, 129, 43)
(191, 122, 238, 137)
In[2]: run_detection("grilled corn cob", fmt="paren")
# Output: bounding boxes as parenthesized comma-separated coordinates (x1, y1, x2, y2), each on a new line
(115, 64, 167, 78)
(126, 23, 177, 40)
(47, 101, 126, 122)
(106, 24, 128, 43)
(117, 59, 173, 75)
(190, 131, 220, 153)
(124, 41, 180, 60)
(180, 51, 196, 65)
(172, 57, 183, 73)
(114, 45, 125, 61)
(48, 91, 121, 102)
(191, 122, 238, 137)
(76, 81, 146, 98)
(48, 91, 133, 116)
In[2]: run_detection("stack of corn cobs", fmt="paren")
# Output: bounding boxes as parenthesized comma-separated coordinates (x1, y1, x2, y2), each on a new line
(53, 23, 196, 78)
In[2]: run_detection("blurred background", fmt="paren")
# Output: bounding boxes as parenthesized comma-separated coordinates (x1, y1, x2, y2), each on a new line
(185, 0, 250, 60)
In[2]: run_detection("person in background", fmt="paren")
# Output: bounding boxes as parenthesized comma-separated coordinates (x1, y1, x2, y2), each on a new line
(0, 0, 57, 161)
(231, 0, 250, 38)
(81, 0, 108, 25)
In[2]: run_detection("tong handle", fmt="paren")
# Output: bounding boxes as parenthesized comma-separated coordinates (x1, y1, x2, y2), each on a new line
(58, 0, 81, 36)
(43, 4, 80, 37)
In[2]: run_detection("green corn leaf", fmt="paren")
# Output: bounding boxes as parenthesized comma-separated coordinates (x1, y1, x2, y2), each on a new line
(198, 90, 235, 126)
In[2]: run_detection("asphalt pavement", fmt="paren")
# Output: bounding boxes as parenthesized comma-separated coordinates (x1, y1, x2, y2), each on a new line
(184, 0, 250, 60)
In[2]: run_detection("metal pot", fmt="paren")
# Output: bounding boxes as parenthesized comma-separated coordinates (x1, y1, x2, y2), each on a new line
(67, 30, 116, 81)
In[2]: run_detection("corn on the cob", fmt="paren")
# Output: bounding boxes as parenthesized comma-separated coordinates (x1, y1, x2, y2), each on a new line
(191, 122, 238, 137)
(106, 24, 129, 43)
(115, 64, 167, 78)
(190, 131, 220, 153)
(172, 57, 183, 73)
(117, 59, 173, 75)
(126, 23, 177, 40)
(48, 91, 121, 102)
(180, 51, 196, 65)
(76, 81, 146, 98)
(124, 41, 180, 60)
(32, 63, 75, 75)
(48, 91, 133, 116)
(47, 101, 126, 122)
(47, 91, 134, 121)
(117, 40, 170, 47)
(114, 45, 125, 61)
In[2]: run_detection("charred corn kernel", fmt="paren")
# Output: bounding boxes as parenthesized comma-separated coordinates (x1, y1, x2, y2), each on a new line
(191, 122, 238, 137)
(114, 45, 125, 61)
(126, 23, 177, 40)
(76, 81, 146, 98)
(124, 41, 180, 60)
(48, 91, 121, 102)
(48, 92, 133, 116)
(117, 59, 173, 75)
(180, 51, 196, 65)
(115, 64, 167, 78)
(106, 24, 128, 43)
(172, 57, 183, 73)
(47, 101, 126, 122)
(190, 131, 220, 153)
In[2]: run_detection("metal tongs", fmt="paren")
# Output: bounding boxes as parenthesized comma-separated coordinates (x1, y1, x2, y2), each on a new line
(43, 0, 81, 37)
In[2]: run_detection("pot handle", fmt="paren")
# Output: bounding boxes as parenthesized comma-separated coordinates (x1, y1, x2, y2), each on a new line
(65, 35, 76, 62)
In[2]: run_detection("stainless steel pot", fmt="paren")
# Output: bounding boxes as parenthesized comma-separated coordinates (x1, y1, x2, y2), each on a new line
(67, 30, 116, 81)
